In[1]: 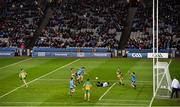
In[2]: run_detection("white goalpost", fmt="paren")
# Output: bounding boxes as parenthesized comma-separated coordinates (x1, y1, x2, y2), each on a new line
(150, 0, 172, 106)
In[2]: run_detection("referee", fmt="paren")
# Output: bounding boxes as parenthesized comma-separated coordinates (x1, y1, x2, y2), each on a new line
(171, 77, 180, 98)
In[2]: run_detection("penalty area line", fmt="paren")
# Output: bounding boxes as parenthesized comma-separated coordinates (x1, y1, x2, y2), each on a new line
(98, 82, 116, 101)
(0, 59, 80, 99)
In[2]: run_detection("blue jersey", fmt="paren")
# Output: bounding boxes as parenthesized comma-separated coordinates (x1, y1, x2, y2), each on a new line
(131, 74, 136, 81)
(70, 80, 74, 89)
(77, 68, 85, 75)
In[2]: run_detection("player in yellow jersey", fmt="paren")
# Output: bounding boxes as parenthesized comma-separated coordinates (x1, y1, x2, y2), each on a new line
(70, 68, 76, 79)
(19, 68, 28, 88)
(70, 68, 79, 85)
(83, 79, 92, 101)
(116, 68, 124, 85)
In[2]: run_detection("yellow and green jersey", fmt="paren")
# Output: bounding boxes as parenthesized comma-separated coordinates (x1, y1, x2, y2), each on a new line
(83, 81, 92, 90)
(19, 71, 27, 79)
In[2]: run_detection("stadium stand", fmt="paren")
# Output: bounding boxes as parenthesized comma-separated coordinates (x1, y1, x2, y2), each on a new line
(0, 0, 179, 56)
(35, 0, 127, 49)
(0, 0, 44, 48)
(128, 0, 179, 49)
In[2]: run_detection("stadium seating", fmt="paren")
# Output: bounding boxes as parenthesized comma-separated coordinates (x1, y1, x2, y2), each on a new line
(0, 0, 44, 47)
(0, 0, 179, 51)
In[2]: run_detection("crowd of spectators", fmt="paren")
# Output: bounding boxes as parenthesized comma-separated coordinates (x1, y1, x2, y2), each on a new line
(36, 0, 179, 50)
(35, 0, 128, 49)
(36, 29, 119, 48)
(0, 0, 179, 50)
(127, 0, 179, 49)
(0, 0, 44, 48)
(127, 32, 177, 49)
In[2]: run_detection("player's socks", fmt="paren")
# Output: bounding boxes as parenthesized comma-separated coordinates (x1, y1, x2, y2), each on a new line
(25, 84, 28, 88)
(84, 95, 86, 100)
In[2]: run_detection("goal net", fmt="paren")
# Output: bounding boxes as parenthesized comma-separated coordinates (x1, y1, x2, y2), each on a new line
(154, 61, 172, 98)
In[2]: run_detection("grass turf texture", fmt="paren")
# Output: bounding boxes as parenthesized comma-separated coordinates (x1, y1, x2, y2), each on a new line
(0, 57, 179, 106)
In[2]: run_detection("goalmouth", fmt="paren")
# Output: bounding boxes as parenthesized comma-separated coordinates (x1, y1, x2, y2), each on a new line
(153, 60, 172, 99)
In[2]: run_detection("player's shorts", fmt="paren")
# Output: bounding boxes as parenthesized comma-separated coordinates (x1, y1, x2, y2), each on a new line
(119, 77, 123, 80)
(77, 75, 81, 79)
(131, 80, 136, 84)
(70, 88, 74, 92)
(20, 77, 26, 80)
(85, 89, 90, 93)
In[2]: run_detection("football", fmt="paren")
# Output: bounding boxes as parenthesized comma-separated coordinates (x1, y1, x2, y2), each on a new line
(96, 77, 98, 80)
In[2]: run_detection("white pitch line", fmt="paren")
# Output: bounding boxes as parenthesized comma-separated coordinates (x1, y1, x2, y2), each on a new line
(0, 101, 148, 106)
(98, 82, 116, 101)
(148, 68, 167, 107)
(102, 99, 150, 102)
(0, 59, 80, 99)
(0, 58, 32, 70)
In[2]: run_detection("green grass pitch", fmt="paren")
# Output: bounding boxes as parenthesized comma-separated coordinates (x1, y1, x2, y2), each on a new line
(0, 57, 179, 106)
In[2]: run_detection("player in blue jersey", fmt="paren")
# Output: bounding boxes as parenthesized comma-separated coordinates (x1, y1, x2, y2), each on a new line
(130, 72, 136, 88)
(70, 77, 75, 96)
(77, 67, 85, 76)
(77, 67, 85, 83)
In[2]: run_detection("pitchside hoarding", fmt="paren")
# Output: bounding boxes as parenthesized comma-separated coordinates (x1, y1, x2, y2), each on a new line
(127, 52, 169, 58)
(147, 53, 168, 58)
(127, 53, 147, 58)
(32, 52, 111, 57)
(0, 47, 17, 56)
(0, 52, 15, 56)
(127, 49, 170, 58)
